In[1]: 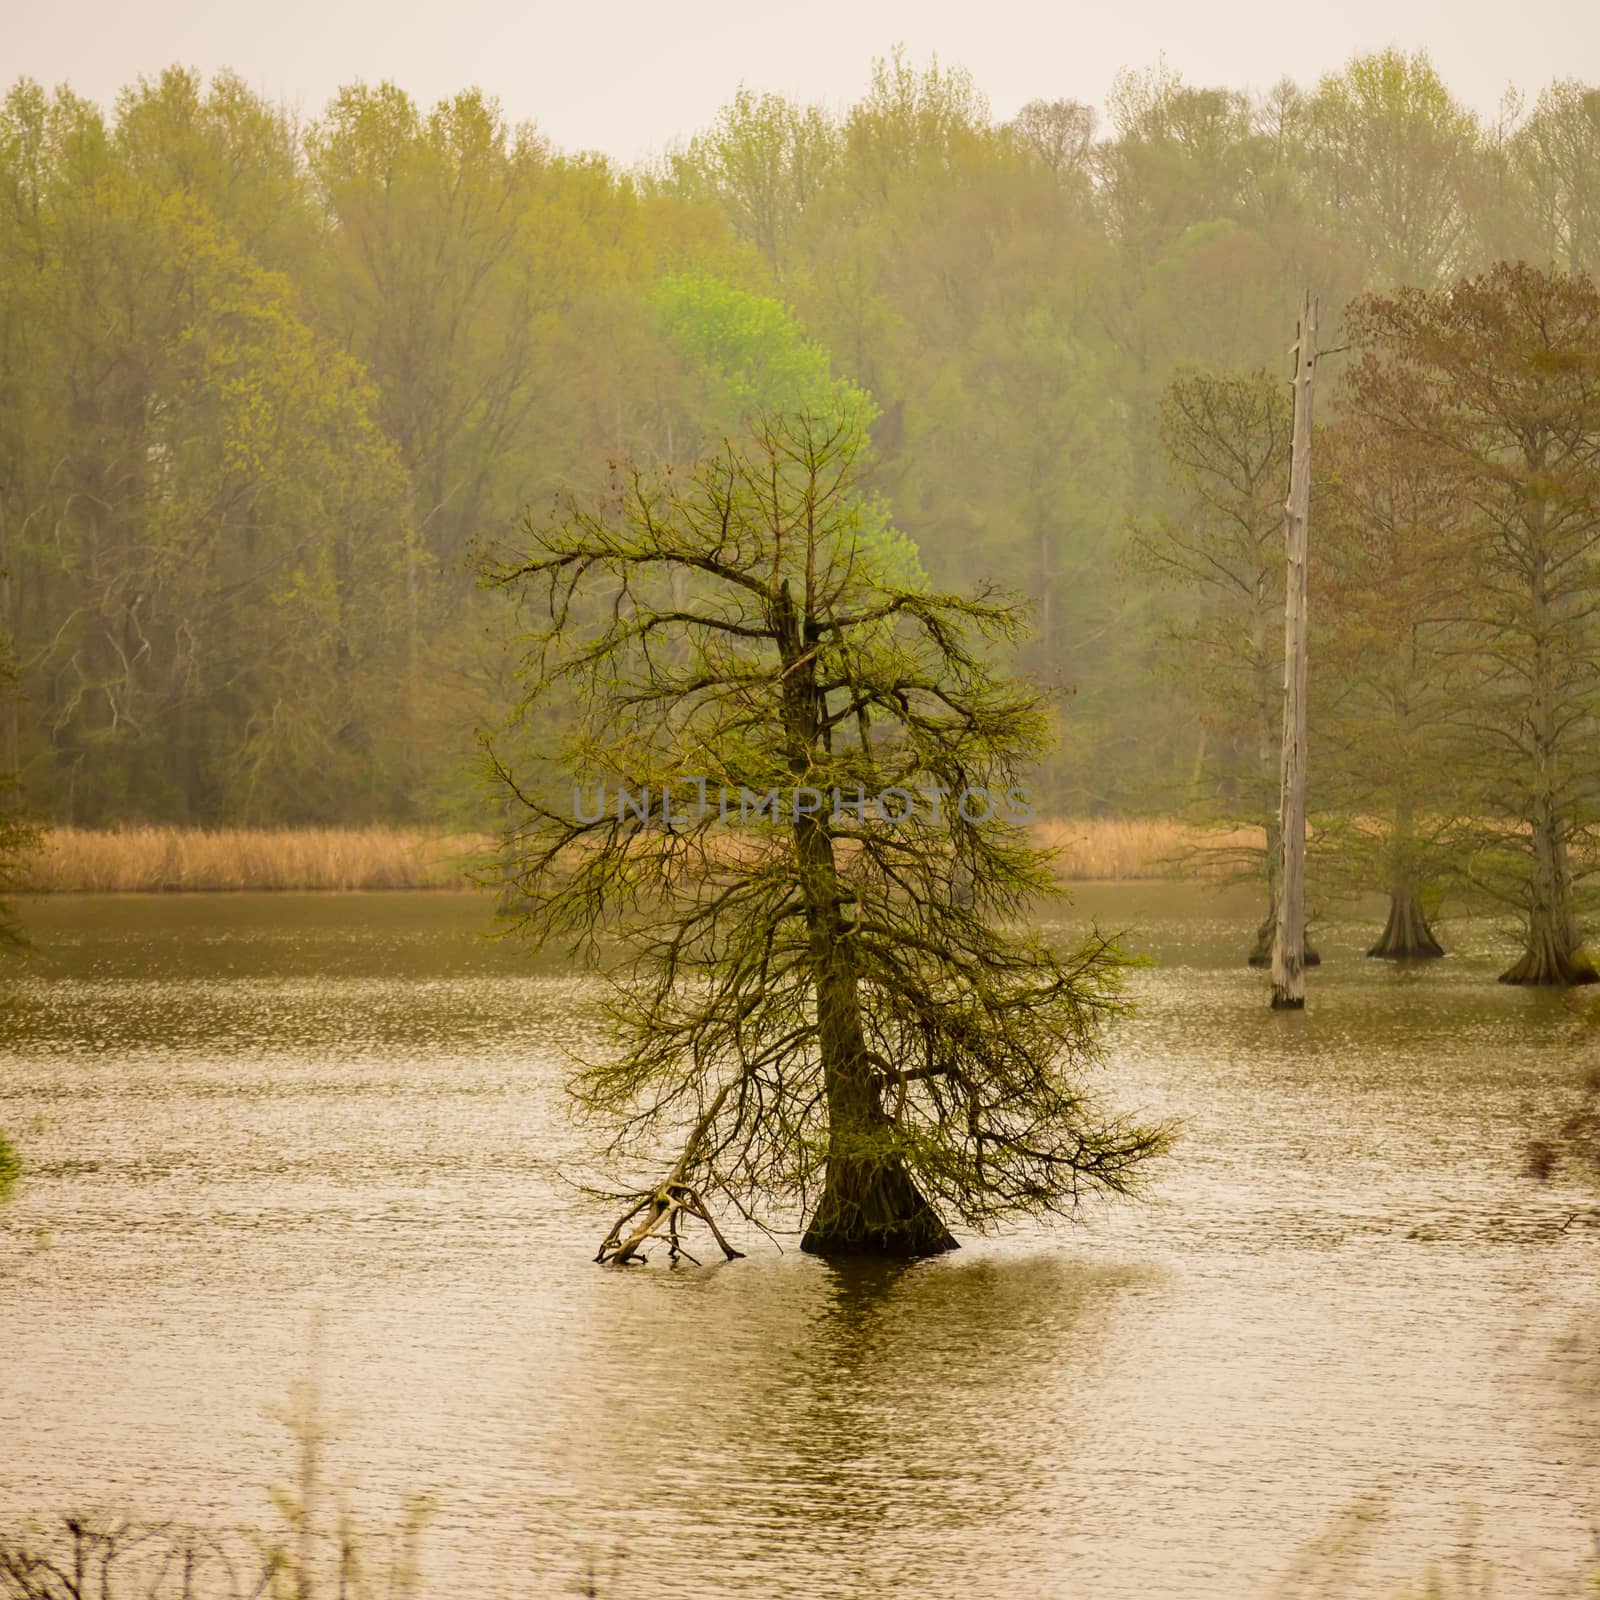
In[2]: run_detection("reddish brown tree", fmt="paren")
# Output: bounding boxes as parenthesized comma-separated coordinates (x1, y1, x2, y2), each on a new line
(1314, 402, 1469, 958)
(1346, 264, 1600, 984)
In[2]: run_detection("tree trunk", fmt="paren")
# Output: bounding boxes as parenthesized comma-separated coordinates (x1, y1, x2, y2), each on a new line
(1499, 912, 1597, 985)
(1500, 522, 1596, 985)
(795, 826, 956, 1258)
(1371, 799, 1442, 958)
(1500, 794, 1596, 984)
(1271, 291, 1315, 1010)
(772, 580, 957, 1257)
(1367, 882, 1444, 959)
(1248, 901, 1320, 967)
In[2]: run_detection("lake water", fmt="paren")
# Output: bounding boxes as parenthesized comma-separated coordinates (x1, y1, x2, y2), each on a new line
(1, 886, 1597, 1598)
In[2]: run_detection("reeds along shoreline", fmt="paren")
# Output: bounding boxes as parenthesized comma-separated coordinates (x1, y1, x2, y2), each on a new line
(19, 821, 1263, 894)
(21, 826, 497, 893)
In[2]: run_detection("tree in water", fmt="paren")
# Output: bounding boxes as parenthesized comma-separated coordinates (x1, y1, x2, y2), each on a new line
(1347, 265, 1600, 985)
(1133, 369, 1319, 968)
(0, 630, 37, 949)
(486, 414, 1166, 1260)
(0, 630, 38, 1205)
(1314, 403, 1467, 960)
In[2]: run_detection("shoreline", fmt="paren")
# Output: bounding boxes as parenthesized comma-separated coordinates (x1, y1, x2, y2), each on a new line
(14, 820, 1260, 894)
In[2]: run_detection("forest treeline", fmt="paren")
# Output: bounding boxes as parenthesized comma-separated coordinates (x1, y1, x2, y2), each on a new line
(2, 49, 1598, 837)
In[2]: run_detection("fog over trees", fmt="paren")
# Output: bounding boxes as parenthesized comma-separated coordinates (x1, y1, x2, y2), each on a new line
(4, 49, 1600, 974)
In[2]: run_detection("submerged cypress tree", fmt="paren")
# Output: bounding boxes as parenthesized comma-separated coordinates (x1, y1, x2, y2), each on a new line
(1348, 265, 1600, 985)
(487, 414, 1165, 1260)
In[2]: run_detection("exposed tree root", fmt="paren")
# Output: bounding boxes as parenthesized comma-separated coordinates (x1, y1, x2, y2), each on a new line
(595, 1178, 745, 1266)
(1498, 925, 1600, 986)
(594, 1085, 745, 1265)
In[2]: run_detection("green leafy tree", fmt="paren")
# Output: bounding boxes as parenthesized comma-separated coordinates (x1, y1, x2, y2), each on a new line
(111, 66, 320, 279)
(1305, 49, 1483, 288)
(664, 87, 837, 278)
(653, 271, 921, 584)
(1095, 66, 1261, 263)
(0, 82, 414, 821)
(488, 415, 1165, 1259)
(1510, 80, 1600, 277)
(307, 84, 550, 568)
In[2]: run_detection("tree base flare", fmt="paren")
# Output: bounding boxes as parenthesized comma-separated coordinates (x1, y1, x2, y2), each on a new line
(1498, 936, 1600, 987)
(800, 1161, 958, 1259)
(1367, 890, 1445, 960)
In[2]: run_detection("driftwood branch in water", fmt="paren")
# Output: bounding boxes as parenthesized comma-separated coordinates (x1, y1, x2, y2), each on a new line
(595, 1085, 745, 1266)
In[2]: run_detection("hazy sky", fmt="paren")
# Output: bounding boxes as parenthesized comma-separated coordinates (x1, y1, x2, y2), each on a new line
(3, 0, 1594, 163)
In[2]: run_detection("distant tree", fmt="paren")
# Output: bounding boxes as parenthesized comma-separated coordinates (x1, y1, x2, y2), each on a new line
(1305, 49, 1483, 287)
(487, 414, 1165, 1260)
(1134, 369, 1317, 966)
(1095, 65, 1259, 261)
(839, 50, 991, 202)
(307, 84, 550, 569)
(1509, 80, 1600, 278)
(111, 65, 319, 277)
(1313, 408, 1467, 957)
(951, 294, 1135, 812)
(664, 87, 837, 277)
(1347, 264, 1600, 984)
(0, 630, 38, 948)
(1009, 99, 1097, 192)
(0, 81, 416, 824)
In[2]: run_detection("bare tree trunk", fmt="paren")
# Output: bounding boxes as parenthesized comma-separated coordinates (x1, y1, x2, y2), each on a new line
(1248, 601, 1318, 970)
(1271, 292, 1315, 1010)
(1249, 885, 1321, 966)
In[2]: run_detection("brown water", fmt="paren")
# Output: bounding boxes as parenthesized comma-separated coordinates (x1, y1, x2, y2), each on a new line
(1, 886, 1597, 1598)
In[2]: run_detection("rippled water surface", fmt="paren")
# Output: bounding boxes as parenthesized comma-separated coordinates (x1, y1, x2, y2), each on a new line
(2, 887, 1597, 1597)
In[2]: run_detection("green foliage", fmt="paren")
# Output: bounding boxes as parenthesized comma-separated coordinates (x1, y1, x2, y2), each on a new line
(489, 413, 1166, 1252)
(653, 272, 922, 587)
(2, 49, 1598, 832)
(654, 271, 876, 434)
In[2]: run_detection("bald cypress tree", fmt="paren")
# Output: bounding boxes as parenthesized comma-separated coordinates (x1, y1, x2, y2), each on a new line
(1347, 265, 1600, 985)
(487, 415, 1165, 1260)
(0, 631, 37, 951)
(1314, 407, 1466, 959)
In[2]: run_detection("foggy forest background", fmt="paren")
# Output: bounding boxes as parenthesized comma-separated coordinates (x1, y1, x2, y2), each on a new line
(1, 47, 1595, 840)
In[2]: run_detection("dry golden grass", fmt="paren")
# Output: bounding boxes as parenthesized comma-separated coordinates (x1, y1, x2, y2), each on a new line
(25, 826, 495, 893)
(20, 818, 1263, 892)
(1032, 818, 1263, 881)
